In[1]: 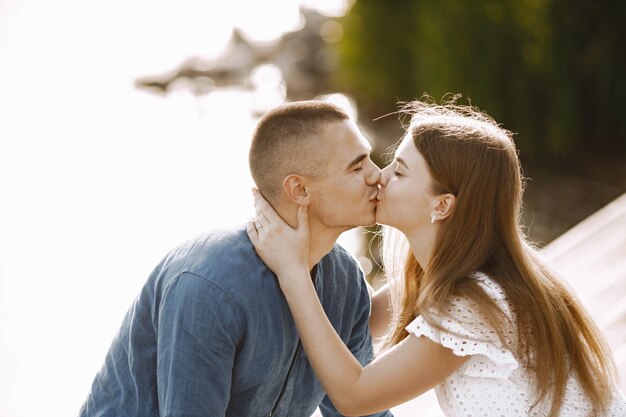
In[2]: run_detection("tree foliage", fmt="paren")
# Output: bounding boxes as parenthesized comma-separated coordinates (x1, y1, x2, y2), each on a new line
(335, 0, 626, 159)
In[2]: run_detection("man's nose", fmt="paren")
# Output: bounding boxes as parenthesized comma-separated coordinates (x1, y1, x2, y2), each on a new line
(366, 163, 381, 186)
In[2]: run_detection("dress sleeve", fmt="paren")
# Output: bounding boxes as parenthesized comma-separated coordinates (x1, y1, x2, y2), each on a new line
(406, 286, 519, 379)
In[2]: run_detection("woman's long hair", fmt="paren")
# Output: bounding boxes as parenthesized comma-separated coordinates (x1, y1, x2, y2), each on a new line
(381, 97, 616, 417)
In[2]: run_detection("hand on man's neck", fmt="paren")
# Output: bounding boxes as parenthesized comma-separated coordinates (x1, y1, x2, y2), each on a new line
(276, 203, 343, 271)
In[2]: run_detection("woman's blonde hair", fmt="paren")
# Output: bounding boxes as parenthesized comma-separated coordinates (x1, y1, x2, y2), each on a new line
(381, 96, 617, 416)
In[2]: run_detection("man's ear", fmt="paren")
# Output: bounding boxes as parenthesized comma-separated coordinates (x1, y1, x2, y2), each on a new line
(282, 174, 311, 206)
(432, 193, 455, 221)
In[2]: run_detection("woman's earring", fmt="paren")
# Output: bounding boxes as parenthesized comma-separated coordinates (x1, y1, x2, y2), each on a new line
(430, 213, 437, 225)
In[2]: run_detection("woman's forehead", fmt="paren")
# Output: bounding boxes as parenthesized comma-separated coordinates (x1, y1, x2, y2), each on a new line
(395, 134, 414, 157)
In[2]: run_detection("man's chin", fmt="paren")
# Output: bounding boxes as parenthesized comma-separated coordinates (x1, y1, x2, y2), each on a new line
(364, 217, 378, 227)
(343, 209, 377, 228)
(374, 213, 389, 226)
(362, 210, 378, 227)
(348, 217, 377, 229)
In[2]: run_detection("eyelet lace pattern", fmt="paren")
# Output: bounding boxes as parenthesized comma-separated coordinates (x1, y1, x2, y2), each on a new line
(405, 272, 626, 417)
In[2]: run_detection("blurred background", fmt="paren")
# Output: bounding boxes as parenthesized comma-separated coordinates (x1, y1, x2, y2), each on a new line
(0, 1, 624, 416)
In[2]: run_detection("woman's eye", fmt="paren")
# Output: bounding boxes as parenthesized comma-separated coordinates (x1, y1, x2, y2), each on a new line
(394, 171, 403, 177)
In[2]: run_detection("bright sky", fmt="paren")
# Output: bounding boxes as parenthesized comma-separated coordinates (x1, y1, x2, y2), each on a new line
(0, 1, 354, 416)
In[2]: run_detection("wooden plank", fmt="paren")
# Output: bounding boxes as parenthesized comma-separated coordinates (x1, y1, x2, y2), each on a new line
(541, 193, 626, 391)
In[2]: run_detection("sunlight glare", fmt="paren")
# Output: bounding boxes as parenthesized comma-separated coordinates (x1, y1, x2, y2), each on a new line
(0, 1, 351, 416)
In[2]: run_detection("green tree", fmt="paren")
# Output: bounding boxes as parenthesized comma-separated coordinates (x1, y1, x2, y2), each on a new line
(335, 0, 626, 160)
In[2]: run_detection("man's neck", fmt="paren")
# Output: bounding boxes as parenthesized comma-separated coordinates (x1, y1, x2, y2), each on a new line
(306, 221, 343, 270)
(274, 202, 343, 271)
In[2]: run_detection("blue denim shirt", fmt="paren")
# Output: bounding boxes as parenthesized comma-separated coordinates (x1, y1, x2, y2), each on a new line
(79, 227, 393, 417)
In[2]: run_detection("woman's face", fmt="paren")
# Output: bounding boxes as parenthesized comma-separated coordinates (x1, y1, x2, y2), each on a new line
(376, 134, 438, 234)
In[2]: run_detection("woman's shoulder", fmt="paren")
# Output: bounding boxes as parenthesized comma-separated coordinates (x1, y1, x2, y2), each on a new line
(430, 272, 512, 318)
(470, 271, 509, 302)
(467, 271, 517, 322)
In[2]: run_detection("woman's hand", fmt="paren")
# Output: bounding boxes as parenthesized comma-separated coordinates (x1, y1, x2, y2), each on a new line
(247, 194, 465, 416)
(246, 189, 310, 287)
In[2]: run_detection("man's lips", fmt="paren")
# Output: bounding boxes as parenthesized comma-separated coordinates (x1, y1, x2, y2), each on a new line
(369, 189, 379, 202)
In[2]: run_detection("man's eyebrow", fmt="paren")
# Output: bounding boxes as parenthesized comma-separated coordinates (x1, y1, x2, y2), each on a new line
(347, 153, 368, 169)
(396, 157, 409, 170)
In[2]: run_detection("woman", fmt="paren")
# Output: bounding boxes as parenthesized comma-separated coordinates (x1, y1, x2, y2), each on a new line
(247, 98, 626, 416)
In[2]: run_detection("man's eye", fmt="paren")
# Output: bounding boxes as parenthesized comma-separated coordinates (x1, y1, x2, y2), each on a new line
(353, 165, 363, 172)
(394, 171, 403, 177)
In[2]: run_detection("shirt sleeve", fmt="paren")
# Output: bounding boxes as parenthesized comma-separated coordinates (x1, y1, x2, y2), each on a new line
(405, 287, 518, 379)
(156, 272, 243, 417)
(319, 268, 394, 417)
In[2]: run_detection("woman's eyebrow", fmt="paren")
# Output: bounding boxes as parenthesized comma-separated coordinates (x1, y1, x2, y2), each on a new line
(396, 157, 409, 170)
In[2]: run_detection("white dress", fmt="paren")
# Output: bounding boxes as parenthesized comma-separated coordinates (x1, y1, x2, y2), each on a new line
(406, 272, 626, 417)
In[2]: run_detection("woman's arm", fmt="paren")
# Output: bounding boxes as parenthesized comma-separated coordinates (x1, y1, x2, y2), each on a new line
(247, 191, 468, 416)
(273, 266, 466, 415)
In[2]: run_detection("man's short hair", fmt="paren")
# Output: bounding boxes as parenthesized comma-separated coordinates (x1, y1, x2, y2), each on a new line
(249, 100, 350, 203)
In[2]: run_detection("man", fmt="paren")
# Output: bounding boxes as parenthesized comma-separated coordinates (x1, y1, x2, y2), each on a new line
(79, 101, 391, 417)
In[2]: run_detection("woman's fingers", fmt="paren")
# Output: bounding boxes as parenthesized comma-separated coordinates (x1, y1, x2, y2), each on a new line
(247, 190, 310, 279)
(247, 220, 259, 242)
(251, 189, 271, 230)
(252, 188, 282, 225)
(296, 205, 309, 233)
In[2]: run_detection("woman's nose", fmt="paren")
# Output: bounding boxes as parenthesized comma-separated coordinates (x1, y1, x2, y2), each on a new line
(379, 166, 391, 187)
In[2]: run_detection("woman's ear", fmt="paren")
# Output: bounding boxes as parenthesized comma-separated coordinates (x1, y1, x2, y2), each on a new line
(431, 193, 455, 222)
(282, 174, 311, 206)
